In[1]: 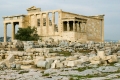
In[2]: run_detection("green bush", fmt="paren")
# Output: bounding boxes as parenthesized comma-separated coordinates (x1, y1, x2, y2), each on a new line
(15, 26, 39, 41)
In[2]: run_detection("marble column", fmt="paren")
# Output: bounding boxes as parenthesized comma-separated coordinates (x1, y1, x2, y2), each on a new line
(4, 23, 7, 42)
(67, 21, 70, 31)
(80, 22, 84, 32)
(77, 21, 79, 32)
(52, 12, 55, 35)
(40, 13, 43, 36)
(12, 22, 15, 41)
(46, 12, 49, 36)
(73, 21, 75, 31)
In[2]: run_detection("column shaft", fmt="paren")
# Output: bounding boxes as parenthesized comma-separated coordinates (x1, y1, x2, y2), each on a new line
(46, 12, 49, 36)
(40, 13, 43, 36)
(67, 21, 70, 31)
(52, 12, 55, 35)
(77, 22, 79, 32)
(12, 22, 15, 41)
(4, 23, 7, 42)
(73, 21, 75, 31)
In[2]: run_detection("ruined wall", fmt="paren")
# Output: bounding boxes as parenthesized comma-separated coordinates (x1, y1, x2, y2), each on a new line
(86, 18, 102, 42)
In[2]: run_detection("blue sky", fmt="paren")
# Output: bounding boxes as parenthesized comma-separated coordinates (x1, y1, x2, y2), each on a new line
(0, 0, 120, 40)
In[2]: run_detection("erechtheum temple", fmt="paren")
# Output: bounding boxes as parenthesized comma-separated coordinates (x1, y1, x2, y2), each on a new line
(3, 6, 104, 42)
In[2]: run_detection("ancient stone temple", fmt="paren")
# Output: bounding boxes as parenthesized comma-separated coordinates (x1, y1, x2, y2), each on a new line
(3, 6, 104, 42)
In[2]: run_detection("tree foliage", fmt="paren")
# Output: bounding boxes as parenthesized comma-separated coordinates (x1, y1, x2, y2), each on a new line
(15, 26, 39, 41)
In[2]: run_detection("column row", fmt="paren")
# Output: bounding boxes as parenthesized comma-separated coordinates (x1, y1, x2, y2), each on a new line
(4, 22, 15, 42)
(35, 12, 56, 36)
(64, 21, 86, 32)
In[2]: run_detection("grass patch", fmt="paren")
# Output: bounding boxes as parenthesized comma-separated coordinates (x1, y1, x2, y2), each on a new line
(41, 71, 44, 73)
(73, 67, 93, 72)
(42, 73, 50, 76)
(69, 77, 74, 80)
(54, 51, 71, 56)
(68, 74, 107, 80)
(78, 49, 92, 54)
(18, 70, 29, 74)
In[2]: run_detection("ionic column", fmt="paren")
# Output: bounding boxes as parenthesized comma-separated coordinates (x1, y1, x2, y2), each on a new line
(80, 22, 83, 32)
(40, 13, 43, 36)
(4, 23, 7, 42)
(46, 12, 49, 36)
(84, 23, 86, 32)
(12, 22, 15, 41)
(52, 12, 55, 35)
(77, 22, 79, 32)
(67, 21, 70, 31)
(73, 21, 75, 31)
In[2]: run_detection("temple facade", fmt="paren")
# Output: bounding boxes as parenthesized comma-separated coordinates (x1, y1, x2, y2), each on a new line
(3, 6, 104, 42)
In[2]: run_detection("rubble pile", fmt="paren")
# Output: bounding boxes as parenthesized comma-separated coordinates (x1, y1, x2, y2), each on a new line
(0, 39, 120, 79)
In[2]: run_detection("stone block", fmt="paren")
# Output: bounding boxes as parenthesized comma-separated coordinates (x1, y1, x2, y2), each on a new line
(80, 56, 89, 62)
(34, 56, 45, 65)
(37, 60, 48, 68)
(90, 60, 101, 64)
(67, 61, 75, 67)
(51, 62, 56, 69)
(89, 56, 101, 61)
(56, 62, 64, 68)
(97, 51, 105, 60)
(108, 55, 118, 63)
(23, 60, 34, 65)
(6, 54, 14, 63)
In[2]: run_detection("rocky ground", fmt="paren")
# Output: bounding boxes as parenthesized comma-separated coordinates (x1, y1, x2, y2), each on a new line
(0, 39, 120, 80)
(1, 63, 120, 80)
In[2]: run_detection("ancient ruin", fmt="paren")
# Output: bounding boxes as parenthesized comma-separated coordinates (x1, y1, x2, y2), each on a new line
(3, 6, 120, 80)
(3, 6, 104, 42)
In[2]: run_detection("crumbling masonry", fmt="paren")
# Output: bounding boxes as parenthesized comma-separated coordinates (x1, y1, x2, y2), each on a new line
(3, 6, 104, 42)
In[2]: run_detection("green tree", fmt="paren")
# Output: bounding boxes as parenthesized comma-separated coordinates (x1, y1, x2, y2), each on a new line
(15, 26, 39, 41)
